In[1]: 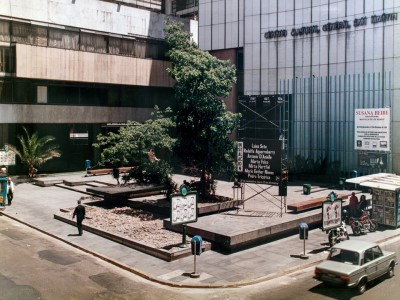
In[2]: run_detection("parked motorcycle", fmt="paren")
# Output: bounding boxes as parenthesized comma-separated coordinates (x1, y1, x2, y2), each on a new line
(349, 209, 378, 236)
(327, 220, 349, 247)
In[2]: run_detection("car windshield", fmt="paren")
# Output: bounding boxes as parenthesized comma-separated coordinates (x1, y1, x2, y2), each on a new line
(328, 248, 359, 265)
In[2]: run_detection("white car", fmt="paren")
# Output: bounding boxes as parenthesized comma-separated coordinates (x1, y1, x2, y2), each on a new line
(314, 240, 397, 294)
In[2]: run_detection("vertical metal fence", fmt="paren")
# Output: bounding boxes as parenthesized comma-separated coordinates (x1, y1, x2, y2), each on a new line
(279, 72, 392, 176)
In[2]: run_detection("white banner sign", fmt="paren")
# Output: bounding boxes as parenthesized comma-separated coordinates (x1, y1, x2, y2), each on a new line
(354, 108, 390, 152)
(170, 192, 197, 226)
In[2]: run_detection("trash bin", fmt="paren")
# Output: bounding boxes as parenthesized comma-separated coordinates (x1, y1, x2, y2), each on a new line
(299, 222, 308, 240)
(339, 177, 346, 190)
(303, 184, 311, 195)
(85, 160, 91, 169)
(351, 170, 358, 178)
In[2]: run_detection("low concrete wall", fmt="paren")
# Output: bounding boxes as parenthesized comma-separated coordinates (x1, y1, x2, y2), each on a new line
(164, 213, 323, 252)
(54, 213, 211, 261)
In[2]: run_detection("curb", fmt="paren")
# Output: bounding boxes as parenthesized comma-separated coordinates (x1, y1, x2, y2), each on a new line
(2, 211, 400, 288)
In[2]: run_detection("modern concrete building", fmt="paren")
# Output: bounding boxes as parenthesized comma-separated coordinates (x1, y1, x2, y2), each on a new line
(0, 0, 197, 173)
(199, 0, 400, 176)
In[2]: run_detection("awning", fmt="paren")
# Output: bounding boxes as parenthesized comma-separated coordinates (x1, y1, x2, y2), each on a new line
(346, 173, 400, 191)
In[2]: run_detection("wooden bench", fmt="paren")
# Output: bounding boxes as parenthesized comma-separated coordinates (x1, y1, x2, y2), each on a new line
(287, 194, 348, 213)
(87, 166, 135, 176)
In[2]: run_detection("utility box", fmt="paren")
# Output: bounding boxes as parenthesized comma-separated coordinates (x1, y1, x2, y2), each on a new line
(303, 184, 311, 195)
(299, 222, 308, 240)
(279, 179, 287, 196)
(191, 235, 203, 255)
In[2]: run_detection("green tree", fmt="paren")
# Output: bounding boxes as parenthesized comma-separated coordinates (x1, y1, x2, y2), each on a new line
(7, 127, 61, 178)
(93, 107, 176, 185)
(164, 19, 241, 196)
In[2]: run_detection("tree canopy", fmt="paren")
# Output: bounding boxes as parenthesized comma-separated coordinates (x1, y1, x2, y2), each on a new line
(165, 19, 240, 183)
(93, 107, 176, 184)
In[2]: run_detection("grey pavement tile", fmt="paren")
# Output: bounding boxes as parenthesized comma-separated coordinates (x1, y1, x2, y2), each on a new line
(6, 172, 400, 287)
(197, 276, 220, 284)
(224, 273, 247, 282)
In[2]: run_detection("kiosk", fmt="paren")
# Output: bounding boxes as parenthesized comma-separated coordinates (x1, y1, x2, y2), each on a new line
(347, 173, 400, 228)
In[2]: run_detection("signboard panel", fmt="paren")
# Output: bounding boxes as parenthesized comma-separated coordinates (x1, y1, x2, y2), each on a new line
(358, 151, 388, 169)
(237, 139, 281, 184)
(0, 150, 16, 166)
(170, 192, 197, 226)
(322, 199, 342, 231)
(354, 108, 390, 152)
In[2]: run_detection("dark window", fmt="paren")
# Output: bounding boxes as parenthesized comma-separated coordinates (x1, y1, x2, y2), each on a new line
(13, 81, 36, 103)
(0, 81, 12, 103)
(0, 46, 15, 73)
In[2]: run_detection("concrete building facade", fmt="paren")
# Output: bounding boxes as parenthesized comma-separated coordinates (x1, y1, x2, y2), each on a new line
(0, 0, 197, 173)
(199, 0, 400, 176)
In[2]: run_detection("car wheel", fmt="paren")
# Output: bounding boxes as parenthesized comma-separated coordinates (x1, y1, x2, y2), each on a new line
(387, 263, 395, 278)
(357, 279, 367, 294)
(369, 220, 378, 232)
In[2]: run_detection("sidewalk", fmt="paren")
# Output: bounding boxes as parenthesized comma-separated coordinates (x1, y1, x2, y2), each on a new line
(2, 172, 400, 288)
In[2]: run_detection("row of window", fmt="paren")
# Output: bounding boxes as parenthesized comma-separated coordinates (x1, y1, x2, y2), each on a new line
(0, 20, 168, 60)
(0, 79, 174, 108)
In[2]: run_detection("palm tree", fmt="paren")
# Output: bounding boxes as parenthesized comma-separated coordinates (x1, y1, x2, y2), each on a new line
(7, 127, 61, 178)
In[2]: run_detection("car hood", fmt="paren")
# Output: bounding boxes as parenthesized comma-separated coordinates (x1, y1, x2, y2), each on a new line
(316, 260, 358, 275)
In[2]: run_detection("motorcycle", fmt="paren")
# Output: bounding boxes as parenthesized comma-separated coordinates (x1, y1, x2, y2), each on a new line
(327, 220, 349, 247)
(349, 209, 378, 236)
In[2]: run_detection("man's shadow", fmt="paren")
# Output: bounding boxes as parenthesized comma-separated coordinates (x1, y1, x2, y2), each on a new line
(68, 233, 81, 236)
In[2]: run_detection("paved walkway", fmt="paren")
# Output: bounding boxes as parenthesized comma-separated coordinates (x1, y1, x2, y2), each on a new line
(2, 172, 400, 287)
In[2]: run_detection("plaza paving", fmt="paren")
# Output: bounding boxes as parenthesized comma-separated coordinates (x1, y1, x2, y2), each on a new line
(2, 172, 400, 287)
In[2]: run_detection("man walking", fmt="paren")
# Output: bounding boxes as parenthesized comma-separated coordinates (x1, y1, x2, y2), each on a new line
(72, 200, 86, 236)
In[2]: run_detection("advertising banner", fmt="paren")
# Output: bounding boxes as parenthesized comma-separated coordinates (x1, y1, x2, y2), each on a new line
(354, 108, 390, 152)
(237, 139, 281, 184)
(358, 151, 388, 169)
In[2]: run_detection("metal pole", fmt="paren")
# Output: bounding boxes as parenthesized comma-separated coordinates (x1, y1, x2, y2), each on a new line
(194, 240, 197, 273)
(190, 240, 200, 278)
(300, 227, 308, 259)
(181, 224, 187, 248)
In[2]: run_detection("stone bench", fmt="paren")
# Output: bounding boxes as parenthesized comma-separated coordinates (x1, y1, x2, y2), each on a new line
(87, 166, 135, 176)
(287, 194, 348, 213)
(86, 184, 167, 201)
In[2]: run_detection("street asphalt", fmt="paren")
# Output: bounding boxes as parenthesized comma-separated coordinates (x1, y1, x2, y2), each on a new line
(2, 172, 400, 288)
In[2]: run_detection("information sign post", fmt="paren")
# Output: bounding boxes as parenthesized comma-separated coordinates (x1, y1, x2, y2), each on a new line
(170, 186, 198, 248)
